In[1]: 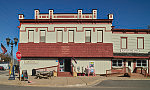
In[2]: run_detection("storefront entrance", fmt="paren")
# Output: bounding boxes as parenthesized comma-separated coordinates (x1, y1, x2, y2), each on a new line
(126, 59, 134, 73)
(59, 58, 71, 72)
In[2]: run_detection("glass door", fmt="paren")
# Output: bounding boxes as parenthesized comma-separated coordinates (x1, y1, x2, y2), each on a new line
(59, 59, 64, 72)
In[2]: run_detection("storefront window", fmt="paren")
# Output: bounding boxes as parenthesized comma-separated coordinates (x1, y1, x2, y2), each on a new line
(112, 60, 123, 67)
(136, 60, 147, 67)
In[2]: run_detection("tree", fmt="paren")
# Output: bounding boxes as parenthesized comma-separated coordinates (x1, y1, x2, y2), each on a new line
(0, 53, 11, 63)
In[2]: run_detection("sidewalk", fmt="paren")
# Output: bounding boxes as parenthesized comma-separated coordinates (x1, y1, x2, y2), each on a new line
(0, 71, 150, 87)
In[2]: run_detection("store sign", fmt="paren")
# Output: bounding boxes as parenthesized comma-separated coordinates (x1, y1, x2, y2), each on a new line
(120, 49, 139, 53)
(24, 61, 38, 64)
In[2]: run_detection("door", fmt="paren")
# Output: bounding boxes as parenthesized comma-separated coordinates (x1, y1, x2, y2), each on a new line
(126, 59, 133, 73)
(64, 59, 71, 72)
(59, 58, 71, 72)
(59, 59, 64, 72)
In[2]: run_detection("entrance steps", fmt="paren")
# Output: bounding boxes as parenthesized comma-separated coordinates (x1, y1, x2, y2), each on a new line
(57, 72, 72, 77)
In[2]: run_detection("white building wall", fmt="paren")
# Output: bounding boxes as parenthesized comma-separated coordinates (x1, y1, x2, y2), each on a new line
(112, 34, 150, 53)
(72, 58, 111, 74)
(19, 24, 112, 43)
(20, 59, 58, 75)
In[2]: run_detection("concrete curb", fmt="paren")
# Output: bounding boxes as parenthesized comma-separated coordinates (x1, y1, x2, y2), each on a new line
(0, 76, 150, 88)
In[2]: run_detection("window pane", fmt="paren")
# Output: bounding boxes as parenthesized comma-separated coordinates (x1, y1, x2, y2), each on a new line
(97, 31, 102, 42)
(121, 38, 127, 49)
(69, 31, 74, 42)
(85, 31, 91, 42)
(138, 38, 144, 49)
(29, 31, 34, 42)
(40, 36, 45, 42)
(118, 60, 122, 66)
(40, 31, 45, 42)
(142, 60, 146, 63)
(112, 60, 117, 66)
(57, 31, 63, 42)
(142, 60, 147, 66)
(137, 60, 141, 66)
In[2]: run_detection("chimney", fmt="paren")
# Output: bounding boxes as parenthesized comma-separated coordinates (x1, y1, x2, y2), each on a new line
(34, 9, 40, 19)
(78, 9, 82, 19)
(49, 9, 54, 19)
(92, 9, 97, 19)
(108, 14, 113, 19)
(19, 14, 24, 19)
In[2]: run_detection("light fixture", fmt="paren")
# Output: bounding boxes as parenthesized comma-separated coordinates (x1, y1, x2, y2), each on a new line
(6, 38, 10, 46)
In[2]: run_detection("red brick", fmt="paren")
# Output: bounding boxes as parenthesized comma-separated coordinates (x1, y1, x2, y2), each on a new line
(18, 43, 113, 57)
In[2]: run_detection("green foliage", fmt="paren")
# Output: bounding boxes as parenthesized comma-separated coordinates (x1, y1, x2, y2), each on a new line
(0, 53, 11, 63)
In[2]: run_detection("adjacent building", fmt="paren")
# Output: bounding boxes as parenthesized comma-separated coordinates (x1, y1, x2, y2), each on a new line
(18, 9, 150, 76)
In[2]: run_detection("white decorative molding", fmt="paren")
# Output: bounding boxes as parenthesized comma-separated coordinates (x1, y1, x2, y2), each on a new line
(120, 49, 140, 53)
(24, 60, 38, 64)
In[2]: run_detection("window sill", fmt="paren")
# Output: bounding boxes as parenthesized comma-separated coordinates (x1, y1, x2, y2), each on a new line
(137, 48, 144, 49)
(112, 66, 123, 69)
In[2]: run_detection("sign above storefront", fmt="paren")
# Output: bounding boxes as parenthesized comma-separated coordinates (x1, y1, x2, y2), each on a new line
(120, 49, 139, 53)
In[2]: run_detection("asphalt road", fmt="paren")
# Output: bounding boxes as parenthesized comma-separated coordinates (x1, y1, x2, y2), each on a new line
(0, 80, 150, 90)
(96, 80, 150, 88)
(0, 71, 150, 90)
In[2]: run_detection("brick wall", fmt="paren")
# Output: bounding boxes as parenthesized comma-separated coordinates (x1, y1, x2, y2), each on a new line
(18, 43, 113, 58)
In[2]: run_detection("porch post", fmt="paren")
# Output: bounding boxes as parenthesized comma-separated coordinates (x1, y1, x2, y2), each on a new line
(123, 59, 126, 73)
(148, 59, 150, 75)
(133, 59, 136, 73)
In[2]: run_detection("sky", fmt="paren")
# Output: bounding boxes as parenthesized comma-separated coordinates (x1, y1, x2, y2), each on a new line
(0, 0, 150, 59)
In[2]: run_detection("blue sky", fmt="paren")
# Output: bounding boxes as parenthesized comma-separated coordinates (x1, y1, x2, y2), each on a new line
(0, 0, 150, 59)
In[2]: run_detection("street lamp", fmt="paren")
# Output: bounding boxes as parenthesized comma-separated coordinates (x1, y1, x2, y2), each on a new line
(6, 37, 18, 80)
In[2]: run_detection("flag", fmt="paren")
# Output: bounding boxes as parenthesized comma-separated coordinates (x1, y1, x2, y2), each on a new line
(1, 43, 7, 54)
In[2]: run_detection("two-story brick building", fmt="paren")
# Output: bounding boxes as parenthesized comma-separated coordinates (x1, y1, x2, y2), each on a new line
(18, 9, 150, 76)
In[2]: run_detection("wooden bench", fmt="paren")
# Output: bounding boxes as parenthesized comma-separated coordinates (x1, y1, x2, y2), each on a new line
(35, 71, 53, 79)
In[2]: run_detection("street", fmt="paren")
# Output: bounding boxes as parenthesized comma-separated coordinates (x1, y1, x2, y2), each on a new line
(0, 80, 150, 90)
(96, 80, 150, 88)
(0, 70, 150, 90)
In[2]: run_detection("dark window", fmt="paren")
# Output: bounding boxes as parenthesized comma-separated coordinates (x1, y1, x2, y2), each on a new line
(112, 60, 122, 67)
(137, 60, 147, 67)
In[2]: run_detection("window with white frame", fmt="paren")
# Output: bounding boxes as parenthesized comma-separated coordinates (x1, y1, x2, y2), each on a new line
(136, 60, 147, 67)
(28, 30, 34, 42)
(57, 30, 63, 42)
(112, 60, 123, 67)
(97, 30, 103, 42)
(68, 30, 74, 42)
(40, 30, 45, 42)
(137, 37, 144, 49)
(85, 30, 91, 42)
(121, 37, 127, 49)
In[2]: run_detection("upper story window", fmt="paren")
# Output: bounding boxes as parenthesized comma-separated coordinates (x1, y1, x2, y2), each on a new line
(137, 37, 144, 49)
(121, 37, 127, 49)
(57, 30, 63, 42)
(97, 30, 103, 42)
(85, 30, 91, 42)
(68, 30, 74, 42)
(112, 60, 123, 67)
(136, 60, 147, 67)
(40, 30, 45, 42)
(28, 30, 34, 42)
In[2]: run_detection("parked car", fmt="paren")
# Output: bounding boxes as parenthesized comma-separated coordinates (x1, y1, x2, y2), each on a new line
(0, 66, 5, 70)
